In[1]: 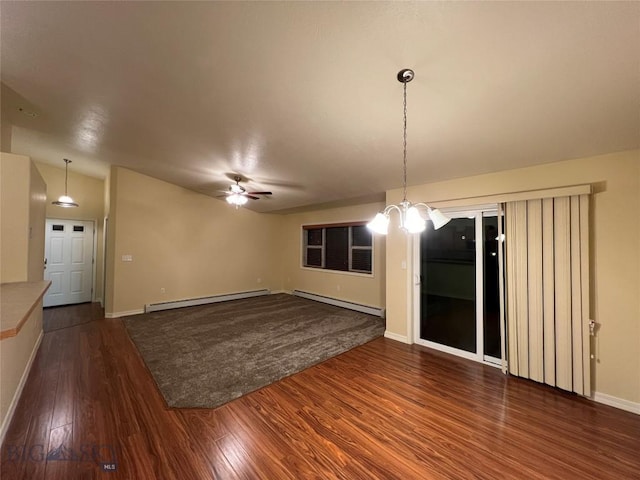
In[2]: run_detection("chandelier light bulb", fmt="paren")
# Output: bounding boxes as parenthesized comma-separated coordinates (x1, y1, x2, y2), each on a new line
(367, 213, 390, 235)
(427, 207, 451, 230)
(404, 206, 426, 233)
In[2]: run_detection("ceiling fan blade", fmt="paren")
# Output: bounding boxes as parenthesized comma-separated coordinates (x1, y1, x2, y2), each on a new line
(246, 195, 260, 200)
(247, 191, 272, 195)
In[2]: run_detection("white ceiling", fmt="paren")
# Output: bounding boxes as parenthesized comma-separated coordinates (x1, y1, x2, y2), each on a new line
(2, 2, 639, 213)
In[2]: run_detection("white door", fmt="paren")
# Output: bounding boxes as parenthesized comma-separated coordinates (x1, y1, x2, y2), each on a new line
(44, 219, 94, 307)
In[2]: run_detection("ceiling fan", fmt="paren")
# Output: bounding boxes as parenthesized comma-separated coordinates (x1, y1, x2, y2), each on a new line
(222, 175, 272, 206)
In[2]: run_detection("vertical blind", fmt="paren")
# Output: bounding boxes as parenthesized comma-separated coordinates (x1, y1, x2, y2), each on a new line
(504, 194, 590, 395)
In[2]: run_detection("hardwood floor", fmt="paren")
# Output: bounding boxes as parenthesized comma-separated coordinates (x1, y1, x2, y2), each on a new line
(42, 302, 104, 332)
(2, 304, 639, 479)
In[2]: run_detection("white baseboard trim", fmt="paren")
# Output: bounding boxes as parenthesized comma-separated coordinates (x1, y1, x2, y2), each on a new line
(145, 289, 271, 313)
(0, 331, 43, 444)
(384, 330, 410, 344)
(292, 290, 385, 318)
(592, 392, 640, 415)
(105, 308, 145, 318)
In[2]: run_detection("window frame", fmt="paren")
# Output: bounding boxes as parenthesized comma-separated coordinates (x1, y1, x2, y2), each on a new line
(302, 222, 373, 275)
(304, 227, 325, 268)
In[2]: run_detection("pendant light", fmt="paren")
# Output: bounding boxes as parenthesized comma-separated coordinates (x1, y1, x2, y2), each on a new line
(52, 158, 79, 208)
(367, 69, 450, 235)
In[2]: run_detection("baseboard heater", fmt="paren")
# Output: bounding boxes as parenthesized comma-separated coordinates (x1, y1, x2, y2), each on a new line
(145, 289, 270, 313)
(292, 290, 385, 318)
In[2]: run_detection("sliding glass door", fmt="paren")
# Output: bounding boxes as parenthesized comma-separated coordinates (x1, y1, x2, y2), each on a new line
(482, 215, 501, 362)
(414, 207, 502, 366)
(419, 217, 477, 353)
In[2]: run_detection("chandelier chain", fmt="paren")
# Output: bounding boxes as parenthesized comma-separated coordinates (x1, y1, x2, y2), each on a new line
(402, 80, 408, 203)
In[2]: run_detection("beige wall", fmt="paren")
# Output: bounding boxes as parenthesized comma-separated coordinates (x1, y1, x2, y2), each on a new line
(106, 167, 285, 315)
(0, 122, 11, 153)
(0, 153, 30, 283)
(35, 162, 106, 302)
(106, 169, 386, 314)
(27, 162, 46, 281)
(0, 301, 43, 435)
(1, 153, 45, 283)
(281, 203, 386, 309)
(385, 149, 640, 404)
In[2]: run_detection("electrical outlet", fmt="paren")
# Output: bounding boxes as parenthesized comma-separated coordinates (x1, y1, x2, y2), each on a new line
(337, 285, 341, 291)
(160, 288, 165, 294)
(257, 278, 262, 283)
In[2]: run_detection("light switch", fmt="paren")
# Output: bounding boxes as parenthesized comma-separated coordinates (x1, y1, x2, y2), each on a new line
(121, 254, 133, 262)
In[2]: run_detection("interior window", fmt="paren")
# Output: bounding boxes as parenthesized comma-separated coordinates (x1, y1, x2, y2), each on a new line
(303, 223, 372, 274)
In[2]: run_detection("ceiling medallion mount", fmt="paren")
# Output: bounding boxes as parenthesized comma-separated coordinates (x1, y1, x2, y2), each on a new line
(397, 68, 414, 83)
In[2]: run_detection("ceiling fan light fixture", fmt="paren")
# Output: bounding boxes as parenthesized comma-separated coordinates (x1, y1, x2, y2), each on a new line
(226, 193, 248, 207)
(224, 175, 272, 208)
(367, 69, 450, 235)
(52, 159, 79, 208)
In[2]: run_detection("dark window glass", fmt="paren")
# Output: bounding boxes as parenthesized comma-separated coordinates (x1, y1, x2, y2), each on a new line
(483, 216, 501, 358)
(352, 225, 372, 247)
(420, 218, 476, 353)
(306, 248, 322, 267)
(307, 229, 323, 246)
(325, 227, 349, 271)
(53, 225, 64, 231)
(424, 218, 475, 264)
(352, 249, 372, 272)
(73, 225, 84, 232)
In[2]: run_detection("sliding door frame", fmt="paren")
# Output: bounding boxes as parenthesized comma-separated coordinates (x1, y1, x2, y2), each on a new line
(412, 204, 501, 368)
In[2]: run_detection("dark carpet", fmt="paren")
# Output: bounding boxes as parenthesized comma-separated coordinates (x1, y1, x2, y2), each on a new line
(124, 293, 385, 408)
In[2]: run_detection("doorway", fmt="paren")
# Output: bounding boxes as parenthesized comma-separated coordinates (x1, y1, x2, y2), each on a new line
(414, 207, 503, 366)
(44, 219, 95, 307)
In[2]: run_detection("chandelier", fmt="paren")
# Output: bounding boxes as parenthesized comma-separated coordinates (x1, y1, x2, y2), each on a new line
(367, 69, 450, 234)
